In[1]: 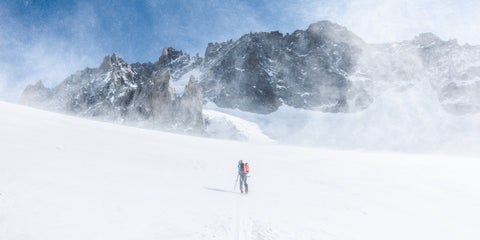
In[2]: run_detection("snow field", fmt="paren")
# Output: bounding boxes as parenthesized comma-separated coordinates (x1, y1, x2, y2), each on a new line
(0, 101, 479, 239)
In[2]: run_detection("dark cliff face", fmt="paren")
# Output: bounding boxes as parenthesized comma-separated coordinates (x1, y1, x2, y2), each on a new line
(201, 21, 365, 114)
(200, 21, 480, 115)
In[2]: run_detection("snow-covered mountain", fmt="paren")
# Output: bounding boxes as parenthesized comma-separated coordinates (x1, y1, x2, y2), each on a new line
(200, 21, 480, 115)
(20, 20, 480, 148)
(21, 53, 204, 133)
(201, 21, 365, 114)
(22, 20, 480, 116)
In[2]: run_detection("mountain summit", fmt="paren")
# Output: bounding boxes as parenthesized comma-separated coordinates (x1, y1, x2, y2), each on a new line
(21, 52, 204, 133)
(21, 20, 480, 135)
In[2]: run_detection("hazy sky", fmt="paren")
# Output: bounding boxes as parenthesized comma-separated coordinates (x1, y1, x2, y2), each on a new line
(1, 0, 479, 101)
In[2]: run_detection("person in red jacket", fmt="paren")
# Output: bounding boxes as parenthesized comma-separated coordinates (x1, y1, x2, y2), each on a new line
(237, 160, 249, 194)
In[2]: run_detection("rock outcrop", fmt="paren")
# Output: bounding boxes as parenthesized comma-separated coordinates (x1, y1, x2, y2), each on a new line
(201, 21, 366, 113)
(178, 76, 204, 132)
(21, 53, 205, 132)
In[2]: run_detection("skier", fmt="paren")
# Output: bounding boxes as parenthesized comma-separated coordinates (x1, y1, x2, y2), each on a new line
(237, 160, 249, 194)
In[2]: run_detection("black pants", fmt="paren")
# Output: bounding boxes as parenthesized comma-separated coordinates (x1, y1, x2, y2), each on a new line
(239, 173, 248, 192)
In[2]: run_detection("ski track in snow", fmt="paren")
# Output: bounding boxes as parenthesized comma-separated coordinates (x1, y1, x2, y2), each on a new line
(231, 194, 276, 240)
(233, 197, 244, 240)
(196, 190, 277, 240)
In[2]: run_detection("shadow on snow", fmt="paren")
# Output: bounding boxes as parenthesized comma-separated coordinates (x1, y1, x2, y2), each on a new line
(204, 187, 240, 194)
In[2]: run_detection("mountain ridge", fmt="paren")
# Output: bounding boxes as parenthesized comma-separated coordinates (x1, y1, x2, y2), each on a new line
(20, 20, 480, 137)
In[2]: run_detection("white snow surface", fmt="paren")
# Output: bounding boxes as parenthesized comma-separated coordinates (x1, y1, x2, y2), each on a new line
(1, 101, 480, 239)
(203, 109, 274, 143)
(0, 102, 480, 240)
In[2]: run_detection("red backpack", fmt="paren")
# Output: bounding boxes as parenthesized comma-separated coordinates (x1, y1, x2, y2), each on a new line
(244, 163, 249, 174)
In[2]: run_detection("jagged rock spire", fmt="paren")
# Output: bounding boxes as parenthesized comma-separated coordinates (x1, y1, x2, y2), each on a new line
(183, 76, 202, 98)
(413, 33, 442, 46)
(306, 20, 365, 47)
(154, 69, 177, 101)
(159, 47, 186, 66)
(99, 54, 112, 70)
(20, 80, 51, 106)
(178, 76, 204, 133)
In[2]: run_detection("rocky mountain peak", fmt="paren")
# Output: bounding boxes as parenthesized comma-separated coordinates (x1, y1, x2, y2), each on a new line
(183, 76, 202, 98)
(306, 20, 340, 32)
(31, 80, 46, 89)
(306, 20, 365, 46)
(153, 69, 177, 101)
(21, 52, 206, 132)
(20, 80, 51, 106)
(99, 53, 129, 71)
(201, 20, 364, 114)
(159, 47, 187, 66)
(413, 33, 443, 47)
(20, 19, 480, 131)
(99, 54, 112, 69)
(157, 47, 202, 83)
(178, 76, 204, 133)
(204, 40, 234, 63)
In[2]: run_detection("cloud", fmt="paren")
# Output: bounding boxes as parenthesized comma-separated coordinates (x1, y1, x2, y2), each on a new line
(146, 0, 270, 55)
(0, 1, 104, 102)
(285, 0, 480, 44)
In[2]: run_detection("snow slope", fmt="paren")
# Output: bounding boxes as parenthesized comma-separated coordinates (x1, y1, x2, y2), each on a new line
(203, 109, 274, 143)
(1, 101, 480, 240)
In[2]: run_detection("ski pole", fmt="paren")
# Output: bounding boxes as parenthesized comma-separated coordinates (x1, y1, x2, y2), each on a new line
(234, 173, 239, 191)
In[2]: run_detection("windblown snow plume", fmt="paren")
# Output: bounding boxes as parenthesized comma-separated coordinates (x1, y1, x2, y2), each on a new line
(20, 21, 480, 154)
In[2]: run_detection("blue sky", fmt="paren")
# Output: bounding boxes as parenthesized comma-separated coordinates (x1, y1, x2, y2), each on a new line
(1, 0, 308, 65)
(1, 0, 480, 101)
